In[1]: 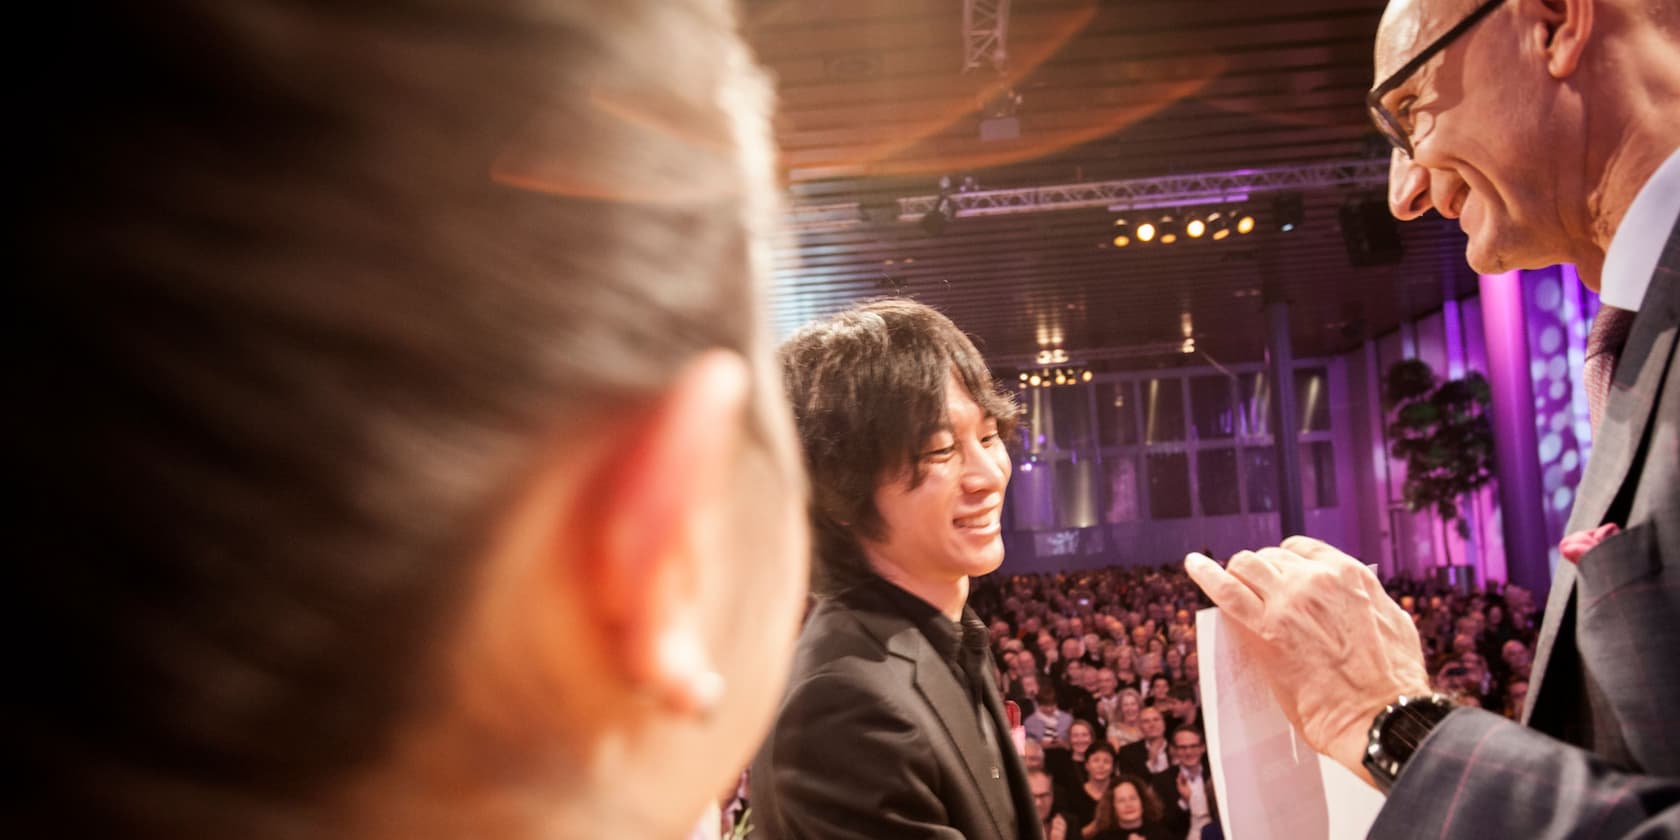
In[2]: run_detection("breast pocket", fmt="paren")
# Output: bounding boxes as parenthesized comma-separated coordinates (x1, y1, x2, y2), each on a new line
(1576, 521, 1663, 603)
(1574, 519, 1680, 776)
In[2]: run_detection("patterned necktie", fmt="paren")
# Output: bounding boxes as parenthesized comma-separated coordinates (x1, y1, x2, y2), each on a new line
(1584, 305, 1636, 433)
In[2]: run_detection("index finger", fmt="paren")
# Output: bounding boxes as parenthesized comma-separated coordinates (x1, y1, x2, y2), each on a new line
(1184, 552, 1264, 630)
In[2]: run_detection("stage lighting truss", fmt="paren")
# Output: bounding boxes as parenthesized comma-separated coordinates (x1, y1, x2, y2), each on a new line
(1109, 206, 1258, 247)
(1018, 367, 1095, 388)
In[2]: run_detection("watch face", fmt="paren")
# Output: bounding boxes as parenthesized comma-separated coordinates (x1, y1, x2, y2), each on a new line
(1366, 695, 1455, 791)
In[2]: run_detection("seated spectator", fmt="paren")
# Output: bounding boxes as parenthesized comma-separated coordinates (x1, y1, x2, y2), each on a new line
(1047, 719, 1099, 793)
(1147, 674, 1173, 708)
(1031, 769, 1076, 840)
(1089, 775, 1174, 840)
(1152, 727, 1218, 840)
(1117, 706, 1171, 777)
(1027, 683, 1076, 746)
(1165, 684, 1203, 735)
(1107, 688, 1146, 749)
(1068, 743, 1118, 838)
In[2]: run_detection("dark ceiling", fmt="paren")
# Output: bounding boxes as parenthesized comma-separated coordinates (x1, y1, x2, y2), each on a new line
(745, 0, 1480, 368)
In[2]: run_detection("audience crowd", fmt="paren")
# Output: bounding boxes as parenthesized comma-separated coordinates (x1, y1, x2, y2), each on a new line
(958, 562, 1543, 840)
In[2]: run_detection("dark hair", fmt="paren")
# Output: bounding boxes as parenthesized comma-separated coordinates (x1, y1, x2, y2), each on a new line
(15, 0, 776, 836)
(1085, 742, 1117, 762)
(1094, 774, 1165, 831)
(780, 298, 1018, 593)
(1037, 683, 1062, 707)
(1171, 726, 1205, 746)
(1169, 683, 1197, 702)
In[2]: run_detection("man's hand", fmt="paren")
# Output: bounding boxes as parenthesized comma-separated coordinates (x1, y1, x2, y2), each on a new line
(1049, 814, 1067, 840)
(1184, 536, 1431, 787)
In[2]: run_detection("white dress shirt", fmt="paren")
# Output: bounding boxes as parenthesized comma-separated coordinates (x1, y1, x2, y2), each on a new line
(1600, 145, 1680, 313)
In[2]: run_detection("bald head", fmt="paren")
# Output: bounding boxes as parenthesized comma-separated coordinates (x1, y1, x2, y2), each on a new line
(1372, 0, 1680, 282)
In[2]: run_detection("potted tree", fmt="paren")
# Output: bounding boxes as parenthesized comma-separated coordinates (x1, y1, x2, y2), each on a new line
(1384, 358, 1496, 571)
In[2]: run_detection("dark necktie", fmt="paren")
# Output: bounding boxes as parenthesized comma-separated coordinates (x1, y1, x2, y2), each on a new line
(1585, 305, 1636, 434)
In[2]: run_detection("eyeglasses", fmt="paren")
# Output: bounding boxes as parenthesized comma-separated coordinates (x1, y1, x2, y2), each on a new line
(1366, 0, 1506, 158)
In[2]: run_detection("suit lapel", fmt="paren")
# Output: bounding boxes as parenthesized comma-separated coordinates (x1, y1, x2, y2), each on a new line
(894, 629, 1013, 840)
(1529, 219, 1680, 721)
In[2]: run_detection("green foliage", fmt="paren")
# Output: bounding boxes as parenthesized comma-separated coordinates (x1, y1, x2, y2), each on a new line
(1385, 360, 1495, 546)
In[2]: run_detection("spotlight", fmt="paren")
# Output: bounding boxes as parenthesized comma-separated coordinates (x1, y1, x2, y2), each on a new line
(1186, 217, 1206, 238)
(1136, 221, 1157, 243)
(1209, 210, 1232, 240)
(1054, 370, 1067, 385)
(1157, 214, 1180, 245)
(1019, 372, 1029, 382)
(1112, 218, 1131, 248)
(1236, 214, 1256, 235)
(1274, 192, 1304, 233)
(1081, 370, 1094, 382)
(1028, 373, 1041, 386)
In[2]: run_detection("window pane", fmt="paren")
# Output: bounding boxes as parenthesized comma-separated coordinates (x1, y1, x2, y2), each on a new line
(1054, 454, 1099, 527)
(1190, 376, 1236, 440)
(1244, 446, 1278, 513)
(1239, 371, 1271, 438)
(1198, 448, 1240, 515)
(1096, 381, 1138, 446)
(1147, 452, 1192, 519)
(1103, 453, 1141, 523)
(1143, 378, 1186, 443)
(1301, 441, 1339, 508)
(1295, 367, 1331, 433)
(1051, 384, 1094, 451)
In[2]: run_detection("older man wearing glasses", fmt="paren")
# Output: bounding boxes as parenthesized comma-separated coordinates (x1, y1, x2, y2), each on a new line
(1187, 0, 1680, 838)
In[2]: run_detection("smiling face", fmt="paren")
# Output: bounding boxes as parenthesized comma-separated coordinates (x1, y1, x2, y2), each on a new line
(1374, 0, 1589, 275)
(864, 374, 1011, 589)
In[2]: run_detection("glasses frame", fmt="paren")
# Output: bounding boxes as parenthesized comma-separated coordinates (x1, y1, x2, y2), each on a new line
(1366, 0, 1507, 158)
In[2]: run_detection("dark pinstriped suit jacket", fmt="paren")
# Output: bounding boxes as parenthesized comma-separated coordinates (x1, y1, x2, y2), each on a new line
(1368, 219, 1680, 837)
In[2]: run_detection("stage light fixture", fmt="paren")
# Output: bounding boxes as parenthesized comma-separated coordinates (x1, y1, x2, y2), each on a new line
(1186, 217, 1206, 238)
(1019, 372, 1029, 382)
(1136, 220, 1157, 242)
(1209, 210, 1232, 240)
(1028, 373, 1041, 386)
(1081, 370, 1094, 382)
(1236, 214, 1256, 235)
(1274, 192, 1304, 232)
(1154, 214, 1181, 245)
(1112, 218, 1132, 247)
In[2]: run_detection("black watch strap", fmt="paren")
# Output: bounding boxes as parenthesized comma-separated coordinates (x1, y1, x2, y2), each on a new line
(1362, 693, 1456, 793)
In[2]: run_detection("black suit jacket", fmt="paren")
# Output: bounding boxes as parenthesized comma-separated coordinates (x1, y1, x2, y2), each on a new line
(751, 578, 1043, 840)
(1148, 763, 1217, 840)
(1369, 209, 1680, 837)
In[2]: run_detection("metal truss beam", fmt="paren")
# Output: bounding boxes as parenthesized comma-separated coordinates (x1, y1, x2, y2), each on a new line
(894, 158, 1390, 221)
(962, 0, 1010, 73)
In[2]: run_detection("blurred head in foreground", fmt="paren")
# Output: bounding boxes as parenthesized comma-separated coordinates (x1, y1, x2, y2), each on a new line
(14, 1, 806, 838)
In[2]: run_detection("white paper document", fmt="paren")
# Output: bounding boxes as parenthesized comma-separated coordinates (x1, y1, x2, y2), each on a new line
(1197, 608, 1386, 840)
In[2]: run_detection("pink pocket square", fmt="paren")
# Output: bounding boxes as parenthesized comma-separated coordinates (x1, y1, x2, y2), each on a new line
(1559, 523, 1621, 564)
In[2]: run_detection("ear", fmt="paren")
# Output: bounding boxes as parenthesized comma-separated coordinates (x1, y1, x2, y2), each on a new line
(1525, 0, 1594, 78)
(582, 349, 752, 715)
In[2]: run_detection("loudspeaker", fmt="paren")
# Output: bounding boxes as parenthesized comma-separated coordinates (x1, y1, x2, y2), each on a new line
(1338, 195, 1404, 266)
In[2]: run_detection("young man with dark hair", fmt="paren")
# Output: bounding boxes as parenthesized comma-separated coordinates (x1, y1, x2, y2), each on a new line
(752, 299, 1041, 839)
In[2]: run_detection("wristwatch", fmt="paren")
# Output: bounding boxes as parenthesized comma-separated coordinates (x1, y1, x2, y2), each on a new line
(1362, 693, 1456, 793)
